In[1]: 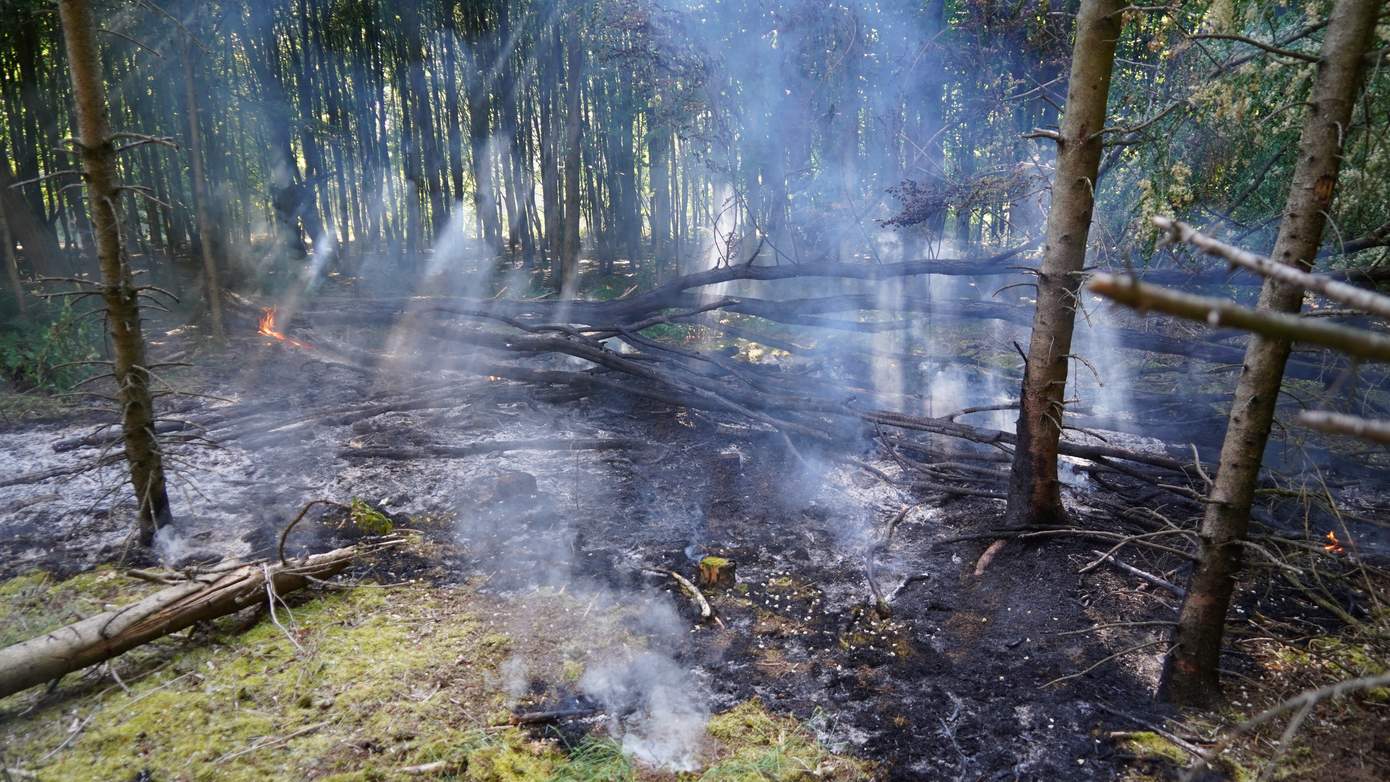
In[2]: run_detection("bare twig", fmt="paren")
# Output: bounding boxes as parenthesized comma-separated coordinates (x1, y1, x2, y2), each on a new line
(642, 568, 714, 623)
(1181, 672, 1390, 781)
(1081, 548, 1187, 598)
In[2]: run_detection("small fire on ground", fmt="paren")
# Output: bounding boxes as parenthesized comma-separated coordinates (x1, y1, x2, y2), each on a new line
(258, 308, 310, 349)
(1324, 530, 1345, 555)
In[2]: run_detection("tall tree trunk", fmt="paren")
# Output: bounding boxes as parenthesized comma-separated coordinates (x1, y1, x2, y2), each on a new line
(58, 0, 172, 545)
(1, 206, 24, 315)
(0, 156, 65, 278)
(1004, 0, 1124, 527)
(559, 23, 583, 296)
(182, 31, 224, 341)
(402, 1, 445, 238)
(649, 119, 671, 264)
(442, 0, 467, 205)
(540, 22, 563, 267)
(468, 60, 499, 247)
(245, 9, 307, 259)
(13, 18, 50, 225)
(1159, 0, 1379, 706)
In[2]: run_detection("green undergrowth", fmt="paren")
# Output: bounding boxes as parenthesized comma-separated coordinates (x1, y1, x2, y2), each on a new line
(0, 389, 79, 422)
(702, 701, 872, 780)
(0, 565, 870, 781)
(0, 301, 102, 393)
(1117, 613, 1390, 782)
(0, 567, 159, 648)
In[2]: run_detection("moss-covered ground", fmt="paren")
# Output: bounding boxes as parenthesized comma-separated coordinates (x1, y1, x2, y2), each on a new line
(0, 560, 872, 781)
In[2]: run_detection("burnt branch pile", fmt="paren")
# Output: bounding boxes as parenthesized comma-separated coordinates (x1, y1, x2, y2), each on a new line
(275, 255, 1253, 496)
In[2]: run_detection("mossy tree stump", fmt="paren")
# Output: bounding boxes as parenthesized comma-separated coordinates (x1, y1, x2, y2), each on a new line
(698, 556, 736, 589)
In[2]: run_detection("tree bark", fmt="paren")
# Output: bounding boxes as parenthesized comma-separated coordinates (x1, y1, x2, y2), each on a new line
(0, 155, 65, 278)
(1159, 0, 1380, 707)
(1088, 274, 1390, 362)
(58, 0, 172, 546)
(1005, 0, 1123, 527)
(0, 205, 24, 315)
(649, 119, 671, 263)
(560, 21, 584, 296)
(0, 546, 358, 699)
(182, 31, 224, 340)
(539, 18, 563, 266)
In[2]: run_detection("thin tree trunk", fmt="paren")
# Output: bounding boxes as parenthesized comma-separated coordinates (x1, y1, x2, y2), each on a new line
(649, 119, 671, 263)
(539, 18, 562, 268)
(560, 22, 583, 296)
(1, 206, 24, 315)
(1159, 0, 1380, 706)
(182, 32, 224, 341)
(58, 0, 172, 545)
(1004, 0, 1124, 527)
(0, 156, 65, 278)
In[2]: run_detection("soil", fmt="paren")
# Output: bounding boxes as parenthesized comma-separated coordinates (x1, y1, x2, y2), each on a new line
(1, 322, 1384, 780)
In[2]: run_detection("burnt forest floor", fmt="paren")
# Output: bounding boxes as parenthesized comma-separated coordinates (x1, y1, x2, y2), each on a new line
(0, 318, 1387, 781)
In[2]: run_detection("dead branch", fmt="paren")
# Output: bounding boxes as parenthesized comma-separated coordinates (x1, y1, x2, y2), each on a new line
(642, 567, 714, 622)
(1096, 703, 1208, 759)
(972, 539, 1008, 577)
(1089, 273, 1390, 362)
(1082, 549, 1186, 598)
(1190, 32, 1320, 63)
(277, 499, 352, 564)
(0, 540, 398, 699)
(866, 504, 917, 617)
(509, 707, 601, 725)
(1041, 639, 1169, 689)
(338, 438, 641, 462)
(1181, 672, 1390, 782)
(1154, 216, 1390, 319)
(0, 456, 123, 488)
(1294, 410, 1390, 444)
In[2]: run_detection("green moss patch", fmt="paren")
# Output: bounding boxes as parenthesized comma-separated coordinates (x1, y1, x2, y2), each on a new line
(702, 700, 872, 780)
(0, 567, 159, 648)
(1115, 731, 1188, 765)
(1, 568, 868, 781)
(1, 581, 498, 781)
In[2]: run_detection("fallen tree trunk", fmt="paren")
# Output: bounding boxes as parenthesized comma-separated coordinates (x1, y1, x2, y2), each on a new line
(0, 544, 380, 699)
(338, 438, 640, 460)
(302, 288, 1348, 382)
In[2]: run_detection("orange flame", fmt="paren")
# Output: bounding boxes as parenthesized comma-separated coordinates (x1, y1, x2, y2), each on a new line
(1323, 530, 1345, 555)
(258, 308, 309, 349)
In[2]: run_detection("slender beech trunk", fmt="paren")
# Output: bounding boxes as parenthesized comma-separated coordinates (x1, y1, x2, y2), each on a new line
(1005, 0, 1124, 527)
(58, 0, 172, 545)
(559, 23, 583, 296)
(181, 32, 224, 341)
(1159, 0, 1379, 706)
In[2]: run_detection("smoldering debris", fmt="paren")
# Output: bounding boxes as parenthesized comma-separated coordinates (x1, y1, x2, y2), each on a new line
(581, 650, 710, 771)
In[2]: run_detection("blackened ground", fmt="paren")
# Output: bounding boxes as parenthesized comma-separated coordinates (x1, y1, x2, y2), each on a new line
(1, 327, 1379, 780)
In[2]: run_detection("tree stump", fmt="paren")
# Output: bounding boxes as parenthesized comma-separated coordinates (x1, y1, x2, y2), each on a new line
(697, 555, 736, 589)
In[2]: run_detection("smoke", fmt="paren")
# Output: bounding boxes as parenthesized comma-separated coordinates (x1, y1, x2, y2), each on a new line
(153, 524, 197, 566)
(581, 649, 708, 771)
(453, 455, 711, 771)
